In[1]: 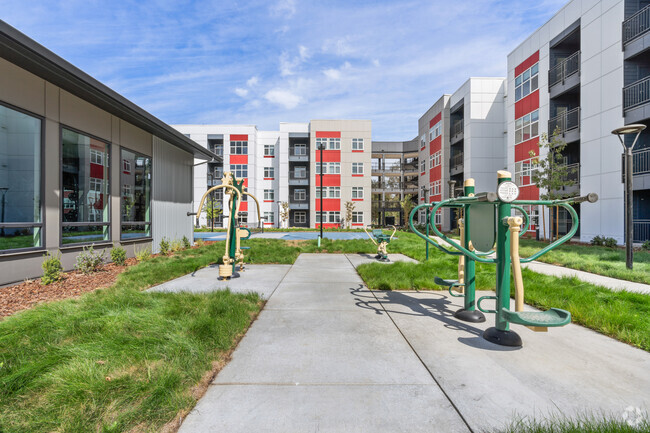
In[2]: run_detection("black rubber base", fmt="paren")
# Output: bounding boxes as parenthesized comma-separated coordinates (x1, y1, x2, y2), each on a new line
(378, 257, 390, 262)
(218, 272, 241, 281)
(483, 327, 522, 347)
(375, 254, 382, 259)
(454, 309, 486, 323)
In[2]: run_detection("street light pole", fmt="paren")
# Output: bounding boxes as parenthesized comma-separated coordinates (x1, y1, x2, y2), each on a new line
(612, 124, 646, 270)
(319, 141, 324, 241)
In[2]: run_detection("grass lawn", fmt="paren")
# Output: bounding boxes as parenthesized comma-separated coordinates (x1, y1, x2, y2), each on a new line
(0, 234, 36, 250)
(518, 239, 650, 284)
(497, 413, 649, 433)
(0, 244, 262, 432)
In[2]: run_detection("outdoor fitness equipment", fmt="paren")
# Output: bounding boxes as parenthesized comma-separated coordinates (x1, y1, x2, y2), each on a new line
(192, 172, 262, 280)
(363, 225, 397, 261)
(409, 170, 598, 347)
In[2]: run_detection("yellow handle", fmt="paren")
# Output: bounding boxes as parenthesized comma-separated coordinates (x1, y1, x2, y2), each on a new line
(508, 216, 523, 312)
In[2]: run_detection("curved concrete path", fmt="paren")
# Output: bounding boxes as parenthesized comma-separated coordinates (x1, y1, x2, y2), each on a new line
(177, 253, 650, 432)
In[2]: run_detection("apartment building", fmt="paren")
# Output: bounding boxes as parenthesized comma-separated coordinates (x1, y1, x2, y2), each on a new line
(0, 20, 218, 286)
(370, 138, 419, 226)
(507, 0, 650, 243)
(174, 120, 372, 229)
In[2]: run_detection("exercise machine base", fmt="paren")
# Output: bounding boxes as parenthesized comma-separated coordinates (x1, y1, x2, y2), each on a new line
(454, 308, 486, 323)
(483, 327, 522, 347)
(218, 272, 241, 281)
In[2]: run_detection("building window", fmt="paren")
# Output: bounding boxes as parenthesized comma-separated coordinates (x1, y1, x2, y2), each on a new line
(294, 189, 306, 201)
(429, 154, 434, 169)
(316, 137, 327, 150)
(315, 162, 340, 175)
(352, 138, 364, 150)
(316, 211, 340, 224)
(352, 187, 364, 199)
(432, 180, 441, 196)
(264, 144, 275, 157)
(238, 211, 248, 225)
(515, 110, 539, 144)
(520, 205, 539, 227)
(420, 160, 426, 173)
(294, 166, 307, 178)
(514, 157, 537, 187)
(352, 211, 363, 224)
(420, 134, 426, 148)
(91, 149, 105, 166)
(315, 186, 341, 199)
(429, 121, 441, 141)
(264, 189, 274, 201)
(264, 167, 275, 179)
(230, 140, 248, 155)
(352, 162, 364, 175)
(230, 164, 248, 178)
(434, 151, 441, 167)
(122, 158, 130, 173)
(515, 63, 539, 102)
(294, 211, 306, 224)
(434, 210, 442, 225)
(263, 211, 274, 224)
(121, 148, 152, 240)
(62, 128, 110, 244)
(0, 103, 42, 252)
(295, 143, 307, 155)
(328, 138, 341, 150)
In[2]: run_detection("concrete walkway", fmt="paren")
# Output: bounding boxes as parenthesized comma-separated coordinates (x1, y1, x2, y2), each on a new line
(176, 253, 650, 433)
(432, 236, 650, 295)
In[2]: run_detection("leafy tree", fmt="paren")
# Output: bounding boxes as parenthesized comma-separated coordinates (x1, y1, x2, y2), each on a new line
(400, 194, 416, 227)
(279, 201, 290, 228)
(202, 196, 222, 227)
(342, 201, 356, 229)
(529, 129, 577, 241)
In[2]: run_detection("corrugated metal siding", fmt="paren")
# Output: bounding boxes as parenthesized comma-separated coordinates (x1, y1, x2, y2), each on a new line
(152, 136, 194, 252)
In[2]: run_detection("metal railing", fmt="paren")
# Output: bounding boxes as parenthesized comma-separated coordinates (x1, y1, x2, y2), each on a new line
(452, 120, 464, 138)
(623, 4, 650, 45)
(548, 107, 580, 134)
(561, 162, 580, 186)
(634, 220, 650, 242)
(402, 162, 419, 172)
(623, 148, 650, 178)
(624, 76, 650, 111)
(371, 181, 402, 191)
(289, 170, 308, 179)
(372, 201, 402, 211)
(450, 153, 464, 170)
(548, 51, 580, 87)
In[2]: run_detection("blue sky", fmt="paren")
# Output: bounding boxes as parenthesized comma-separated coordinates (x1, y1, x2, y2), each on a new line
(3, 0, 567, 140)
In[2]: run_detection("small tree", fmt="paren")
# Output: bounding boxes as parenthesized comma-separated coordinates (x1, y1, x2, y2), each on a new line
(279, 201, 290, 228)
(343, 201, 356, 229)
(400, 194, 415, 227)
(202, 196, 222, 228)
(530, 129, 577, 241)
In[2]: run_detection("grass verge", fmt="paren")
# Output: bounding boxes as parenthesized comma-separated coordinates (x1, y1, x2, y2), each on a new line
(0, 245, 262, 432)
(497, 412, 649, 433)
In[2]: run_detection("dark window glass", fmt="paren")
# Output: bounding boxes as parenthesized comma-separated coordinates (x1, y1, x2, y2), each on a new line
(0, 104, 42, 251)
(121, 148, 151, 240)
(62, 128, 110, 244)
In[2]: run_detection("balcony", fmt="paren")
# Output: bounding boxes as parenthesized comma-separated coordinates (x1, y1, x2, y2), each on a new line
(402, 162, 418, 173)
(450, 152, 464, 176)
(289, 170, 309, 186)
(623, 76, 650, 123)
(372, 201, 402, 212)
(634, 219, 650, 242)
(288, 150, 308, 162)
(622, 148, 650, 188)
(623, 5, 650, 51)
(451, 120, 464, 144)
(289, 201, 309, 210)
(548, 107, 580, 143)
(558, 162, 580, 196)
(403, 181, 418, 192)
(548, 51, 580, 97)
(371, 181, 402, 191)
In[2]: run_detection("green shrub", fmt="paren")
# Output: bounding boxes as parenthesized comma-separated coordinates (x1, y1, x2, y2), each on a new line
(110, 244, 127, 266)
(41, 251, 63, 285)
(603, 237, 618, 248)
(159, 237, 170, 255)
(642, 240, 650, 251)
(75, 246, 106, 274)
(171, 239, 182, 253)
(182, 235, 191, 249)
(195, 238, 205, 247)
(591, 235, 604, 246)
(134, 244, 152, 262)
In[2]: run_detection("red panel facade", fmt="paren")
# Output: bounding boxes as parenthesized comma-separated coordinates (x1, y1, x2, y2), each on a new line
(429, 112, 441, 127)
(514, 90, 539, 119)
(518, 185, 539, 201)
(240, 201, 248, 212)
(229, 155, 248, 165)
(230, 134, 248, 141)
(315, 175, 341, 187)
(315, 131, 341, 138)
(429, 165, 441, 183)
(515, 137, 540, 160)
(314, 150, 341, 162)
(514, 51, 539, 77)
(315, 199, 340, 212)
(429, 136, 442, 154)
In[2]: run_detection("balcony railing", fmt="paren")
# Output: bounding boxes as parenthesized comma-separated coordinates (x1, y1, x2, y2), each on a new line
(561, 162, 580, 185)
(452, 120, 464, 138)
(289, 171, 308, 179)
(634, 220, 650, 242)
(548, 107, 580, 135)
(548, 51, 580, 87)
(623, 76, 650, 111)
(371, 181, 402, 191)
(623, 4, 650, 45)
(372, 201, 402, 211)
(402, 162, 418, 172)
(623, 148, 650, 178)
(450, 153, 464, 170)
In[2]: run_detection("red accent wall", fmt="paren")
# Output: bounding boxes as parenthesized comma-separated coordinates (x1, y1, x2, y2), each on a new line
(316, 223, 340, 229)
(429, 166, 441, 183)
(315, 131, 341, 138)
(240, 201, 248, 212)
(429, 112, 441, 127)
(514, 90, 539, 119)
(315, 175, 341, 187)
(519, 185, 539, 200)
(314, 150, 341, 162)
(230, 134, 248, 141)
(229, 155, 248, 164)
(90, 163, 104, 179)
(315, 199, 340, 211)
(429, 136, 442, 154)
(430, 194, 441, 202)
(515, 51, 539, 77)
(515, 137, 540, 161)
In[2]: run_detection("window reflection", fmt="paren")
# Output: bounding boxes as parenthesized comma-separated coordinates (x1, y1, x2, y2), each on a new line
(121, 148, 151, 239)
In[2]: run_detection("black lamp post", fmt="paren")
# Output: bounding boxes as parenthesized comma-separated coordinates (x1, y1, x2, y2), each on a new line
(318, 141, 324, 240)
(612, 124, 646, 270)
(0, 187, 8, 237)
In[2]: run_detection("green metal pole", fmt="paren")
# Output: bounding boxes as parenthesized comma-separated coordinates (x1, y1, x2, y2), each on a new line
(425, 207, 430, 260)
(463, 181, 476, 312)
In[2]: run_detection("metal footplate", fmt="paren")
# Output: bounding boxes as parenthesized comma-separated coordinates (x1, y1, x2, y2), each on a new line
(501, 307, 571, 332)
(434, 276, 465, 297)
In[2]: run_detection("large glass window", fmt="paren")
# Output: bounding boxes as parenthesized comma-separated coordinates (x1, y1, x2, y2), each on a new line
(515, 63, 539, 102)
(230, 164, 248, 178)
(62, 128, 110, 244)
(121, 148, 151, 240)
(230, 140, 248, 155)
(515, 110, 539, 144)
(0, 103, 42, 251)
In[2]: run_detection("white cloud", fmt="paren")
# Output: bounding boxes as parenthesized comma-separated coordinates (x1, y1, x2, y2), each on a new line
(265, 88, 302, 109)
(234, 87, 249, 97)
(270, 0, 296, 17)
(323, 68, 341, 80)
(246, 76, 259, 87)
(322, 37, 355, 56)
(299, 45, 309, 60)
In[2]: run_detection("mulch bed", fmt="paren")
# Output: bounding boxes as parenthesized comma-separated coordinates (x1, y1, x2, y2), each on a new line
(0, 258, 137, 319)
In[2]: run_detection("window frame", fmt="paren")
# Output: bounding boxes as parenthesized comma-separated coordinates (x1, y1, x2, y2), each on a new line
(230, 140, 248, 155)
(294, 211, 306, 224)
(328, 138, 341, 150)
(60, 125, 112, 247)
(432, 180, 441, 196)
(515, 110, 539, 145)
(352, 162, 364, 175)
(515, 63, 539, 102)
(294, 189, 306, 201)
(120, 147, 152, 241)
(352, 138, 364, 150)
(352, 211, 363, 224)
(264, 189, 275, 201)
(230, 164, 248, 178)
(263, 211, 275, 224)
(0, 100, 45, 254)
(294, 143, 307, 155)
(264, 144, 275, 157)
(264, 166, 275, 179)
(352, 187, 364, 199)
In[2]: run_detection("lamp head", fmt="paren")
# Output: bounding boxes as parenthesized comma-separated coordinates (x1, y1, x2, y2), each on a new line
(611, 124, 646, 135)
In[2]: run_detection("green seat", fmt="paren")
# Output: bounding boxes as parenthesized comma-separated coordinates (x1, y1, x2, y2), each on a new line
(434, 276, 462, 287)
(372, 229, 383, 237)
(502, 308, 571, 327)
(240, 246, 251, 250)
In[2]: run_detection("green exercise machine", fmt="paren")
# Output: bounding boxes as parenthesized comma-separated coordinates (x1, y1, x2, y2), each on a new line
(191, 172, 262, 280)
(363, 225, 397, 262)
(410, 170, 598, 346)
